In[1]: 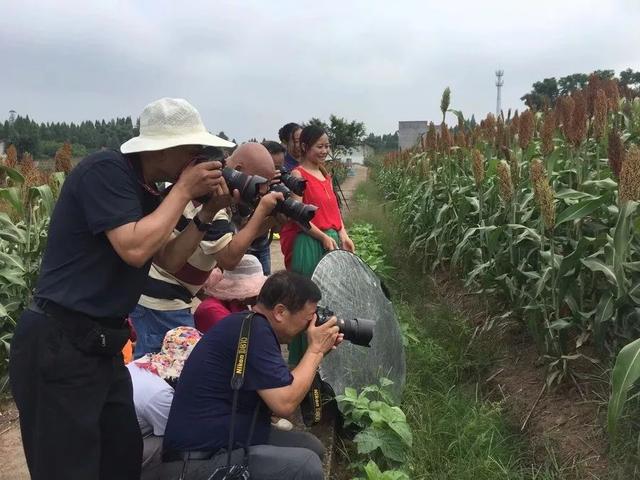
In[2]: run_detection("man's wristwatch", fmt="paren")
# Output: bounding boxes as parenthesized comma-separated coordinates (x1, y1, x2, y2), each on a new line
(192, 213, 213, 232)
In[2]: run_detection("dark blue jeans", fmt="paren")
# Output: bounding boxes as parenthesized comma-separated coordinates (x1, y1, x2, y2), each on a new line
(130, 305, 194, 359)
(249, 244, 272, 275)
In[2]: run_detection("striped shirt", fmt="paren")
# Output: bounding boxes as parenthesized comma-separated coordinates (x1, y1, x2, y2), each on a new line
(137, 203, 233, 311)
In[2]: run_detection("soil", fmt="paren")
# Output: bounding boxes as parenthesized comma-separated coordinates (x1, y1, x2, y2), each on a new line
(429, 271, 610, 479)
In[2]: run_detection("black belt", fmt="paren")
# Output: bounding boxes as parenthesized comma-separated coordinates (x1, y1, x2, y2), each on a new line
(30, 299, 130, 356)
(162, 449, 217, 463)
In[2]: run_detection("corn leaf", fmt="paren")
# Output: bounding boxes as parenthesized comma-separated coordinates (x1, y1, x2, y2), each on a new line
(609, 338, 640, 436)
(556, 196, 606, 225)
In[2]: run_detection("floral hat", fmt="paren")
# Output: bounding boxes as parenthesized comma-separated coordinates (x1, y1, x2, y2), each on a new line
(135, 326, 202, 381)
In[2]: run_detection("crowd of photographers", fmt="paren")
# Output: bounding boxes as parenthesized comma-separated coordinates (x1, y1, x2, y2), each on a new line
(9, 98, 357, 480)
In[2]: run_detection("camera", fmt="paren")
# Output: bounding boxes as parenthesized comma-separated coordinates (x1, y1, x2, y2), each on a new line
(194, 154, 268, 206)
(194, 149, 317, 229)
(268, 183, 317, 230)
(315, 306, 374, 347)
(277, 167, 307, 196)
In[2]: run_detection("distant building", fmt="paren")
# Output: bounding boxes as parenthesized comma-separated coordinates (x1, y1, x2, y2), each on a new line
(344, 144, 374, 165)
(398, 121, 429, 150)
(0, 140, 5, 157)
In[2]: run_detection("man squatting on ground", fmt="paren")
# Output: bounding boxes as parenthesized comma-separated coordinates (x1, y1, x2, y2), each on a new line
(9, 97, 282, 480)
(143, 271, 343, 480)
(131, 142, 281, 358)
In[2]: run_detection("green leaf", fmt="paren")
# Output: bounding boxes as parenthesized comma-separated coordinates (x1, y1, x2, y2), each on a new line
(594, 293, 615, 349)
(556, 196, 606, 225)
(609, 338, 640, 436)
(354, 428, 385, 454)
(582, 178, 618, 190)
(29, 185, 55, 214)
(0, 187, 24, 216)
(559, 237, 590, 277)
(363, 460, 383, 478)
(0, 165, 25, 185)
(581, 258, 617, 285)
(555, 188, 597, 202)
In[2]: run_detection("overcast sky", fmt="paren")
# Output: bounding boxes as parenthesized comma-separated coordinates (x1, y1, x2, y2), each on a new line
(2, 0, 639, 142)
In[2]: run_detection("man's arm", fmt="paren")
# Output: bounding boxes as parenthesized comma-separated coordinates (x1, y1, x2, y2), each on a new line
(258, 319, 341, 418)
(214, 192, 283, 271)
(106, 161, 225, 269)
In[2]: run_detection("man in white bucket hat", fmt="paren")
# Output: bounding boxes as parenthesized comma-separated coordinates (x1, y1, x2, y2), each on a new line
(9, 98, 248, 480)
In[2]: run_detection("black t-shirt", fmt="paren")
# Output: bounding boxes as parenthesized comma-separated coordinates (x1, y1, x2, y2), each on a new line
(164, 312, 293, 452)
(35, 150, 160, 318)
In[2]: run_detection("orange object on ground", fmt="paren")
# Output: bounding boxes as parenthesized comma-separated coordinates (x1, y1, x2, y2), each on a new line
(122, 340, 134, 364)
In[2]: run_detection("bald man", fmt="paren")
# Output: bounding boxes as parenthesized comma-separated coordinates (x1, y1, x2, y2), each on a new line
(226, 143, 281, 275)
(131, 143, 282, 360)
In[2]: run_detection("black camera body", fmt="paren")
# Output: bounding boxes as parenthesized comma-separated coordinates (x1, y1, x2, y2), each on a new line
(268, 183, 317, 230)
(315, 306, 374, 347)
(193, 153, 317, 229)
(277, 167, 307, 196)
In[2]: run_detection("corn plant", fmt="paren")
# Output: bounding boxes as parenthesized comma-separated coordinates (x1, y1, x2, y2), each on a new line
(0, 163, 63, 392)
(376, 86, 640, 390)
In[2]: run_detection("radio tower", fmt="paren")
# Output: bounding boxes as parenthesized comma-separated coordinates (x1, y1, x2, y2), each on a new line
(495, 70, 504, 118)
(8, 110, 17, 125)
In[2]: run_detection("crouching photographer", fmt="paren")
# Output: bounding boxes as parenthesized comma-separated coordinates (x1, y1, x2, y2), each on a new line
(144, 271, 342, 480)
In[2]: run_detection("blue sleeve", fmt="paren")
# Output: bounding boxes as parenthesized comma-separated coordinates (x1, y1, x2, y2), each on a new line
(243, 320, 293, 391)
(78, 159, 144, 234)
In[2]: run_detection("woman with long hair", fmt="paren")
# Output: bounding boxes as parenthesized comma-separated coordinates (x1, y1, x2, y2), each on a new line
(279, 125, 354, 364)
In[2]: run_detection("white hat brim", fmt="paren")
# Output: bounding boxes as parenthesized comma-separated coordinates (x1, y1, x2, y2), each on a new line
(120, 131, 235, 154)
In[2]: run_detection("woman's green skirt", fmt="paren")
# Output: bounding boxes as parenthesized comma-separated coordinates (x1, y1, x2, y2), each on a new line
(288, 229, 339, 366)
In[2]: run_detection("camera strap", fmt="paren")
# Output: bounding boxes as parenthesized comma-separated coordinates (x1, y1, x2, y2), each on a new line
(301, 371, 323, 426)
(226, 312, 261, 467)
(178, 312, 260, 480)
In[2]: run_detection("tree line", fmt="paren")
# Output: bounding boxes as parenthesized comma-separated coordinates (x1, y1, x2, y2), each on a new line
(521, 68, 640, 110)
(1, 111, 399, 162)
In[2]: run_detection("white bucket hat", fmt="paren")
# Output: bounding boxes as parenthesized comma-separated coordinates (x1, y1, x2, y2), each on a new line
(120, 98, 235, 154)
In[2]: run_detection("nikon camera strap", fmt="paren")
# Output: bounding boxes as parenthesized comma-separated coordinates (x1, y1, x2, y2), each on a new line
(178, 312, 260, 480)
(226, 312, 261, 467)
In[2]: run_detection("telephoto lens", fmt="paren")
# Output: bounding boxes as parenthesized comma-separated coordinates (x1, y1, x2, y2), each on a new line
(193, 153, 268, 206)
(269, 183, 317, 230)
(278, 167, 307, 196)
(315, 306, 374, 347)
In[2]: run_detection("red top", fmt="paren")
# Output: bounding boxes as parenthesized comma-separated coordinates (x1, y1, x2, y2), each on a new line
(194, 297, 245, 333)
(279, 166, 343, 268)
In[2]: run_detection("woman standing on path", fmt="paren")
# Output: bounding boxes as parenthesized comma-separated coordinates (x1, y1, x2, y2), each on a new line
(279, 125, 354, 365)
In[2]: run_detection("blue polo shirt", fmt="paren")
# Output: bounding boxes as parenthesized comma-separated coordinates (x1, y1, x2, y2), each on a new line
(164, 312, 293, 452)
(35, 150, 159, 318)
(283, 152, 299, 172)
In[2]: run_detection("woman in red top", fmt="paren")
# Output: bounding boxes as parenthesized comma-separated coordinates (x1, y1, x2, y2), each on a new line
(193, 255, 267, 333)
(279, 125, 354, 364)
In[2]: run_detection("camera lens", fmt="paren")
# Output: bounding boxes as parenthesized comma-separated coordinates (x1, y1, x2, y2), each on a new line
(315, 307, 374, 347)
(222, 168, 268, 205)
(278, 168, 307, 196)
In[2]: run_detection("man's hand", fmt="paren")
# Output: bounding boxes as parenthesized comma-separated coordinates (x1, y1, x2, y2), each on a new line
(253, 191, 284, 219)
(306, 316, 341, 356)
(174, 160, 225, 201)
(199, 182, 241, 221)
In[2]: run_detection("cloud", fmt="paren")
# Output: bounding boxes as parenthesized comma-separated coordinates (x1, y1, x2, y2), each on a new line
(1, 0, 639, 140)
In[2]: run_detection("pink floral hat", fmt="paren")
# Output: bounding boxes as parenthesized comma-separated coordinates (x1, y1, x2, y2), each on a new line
(135, 326, 202, 381)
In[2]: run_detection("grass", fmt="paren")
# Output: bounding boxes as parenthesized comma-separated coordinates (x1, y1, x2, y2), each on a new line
(344, 180, 580, 479)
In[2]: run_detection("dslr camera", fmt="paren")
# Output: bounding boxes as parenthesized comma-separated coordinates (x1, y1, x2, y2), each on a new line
(315, 306, 374, 347)
(195, 149, 317, 229)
